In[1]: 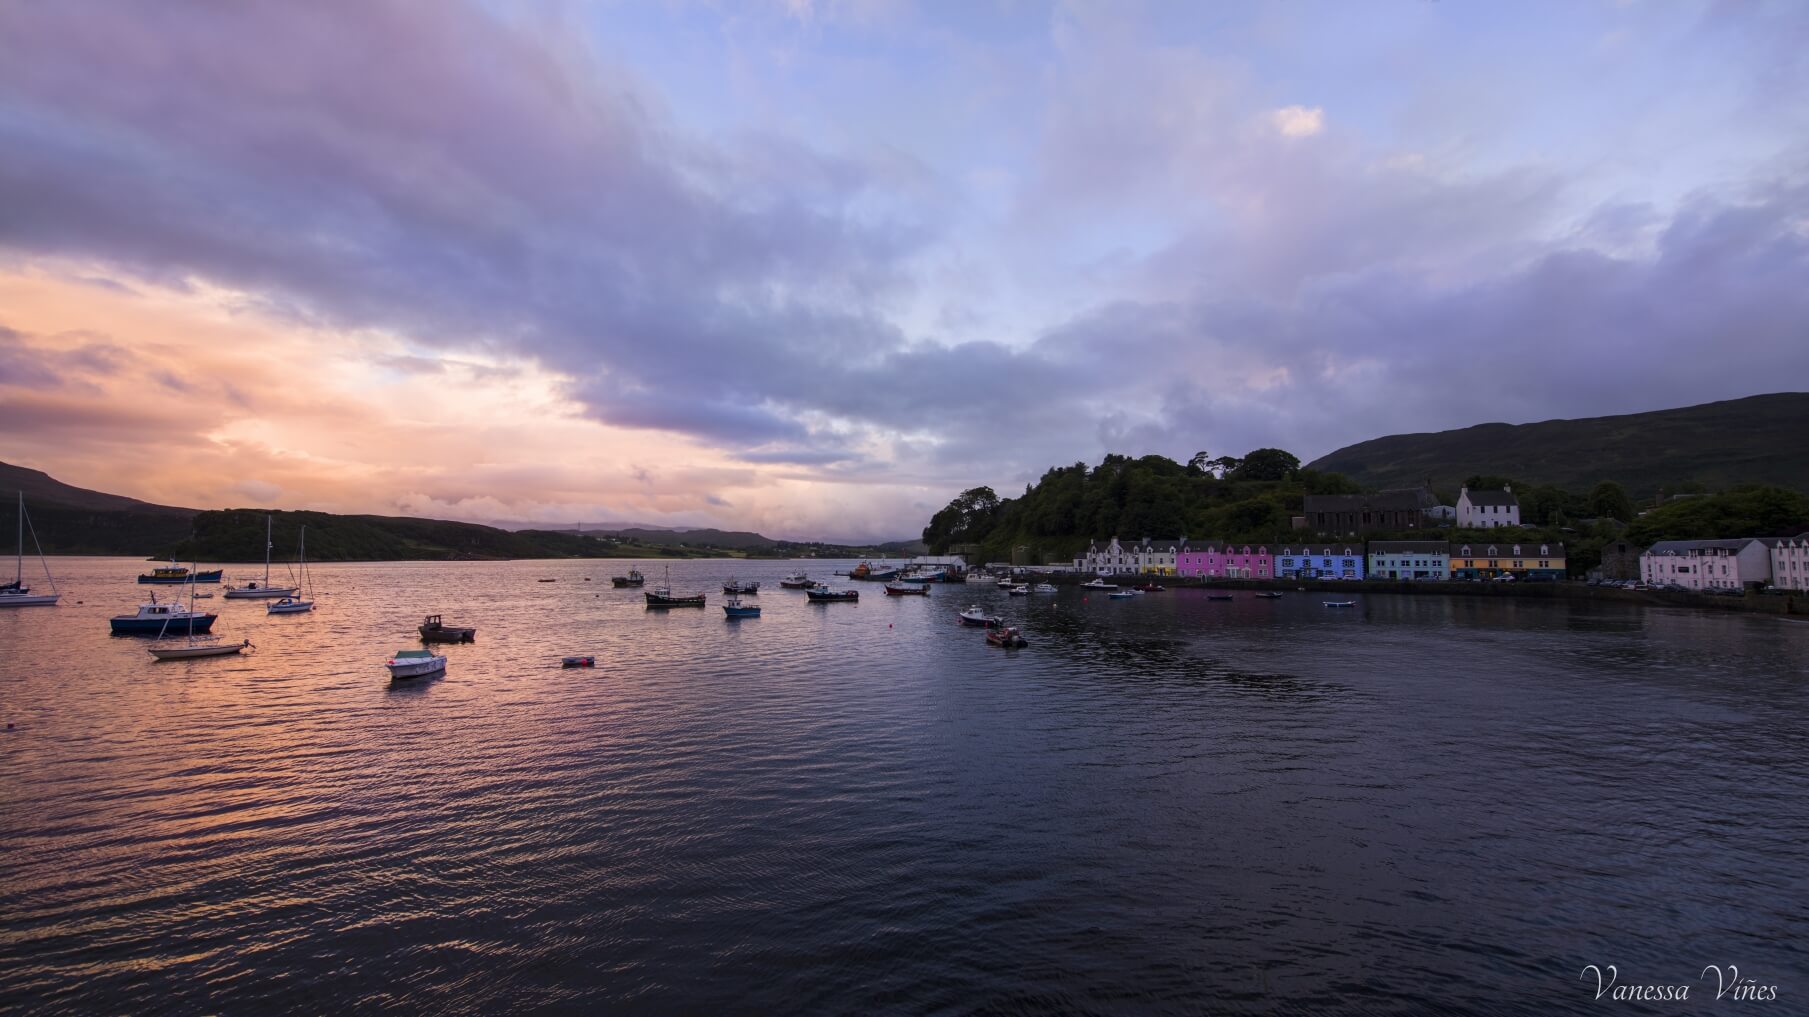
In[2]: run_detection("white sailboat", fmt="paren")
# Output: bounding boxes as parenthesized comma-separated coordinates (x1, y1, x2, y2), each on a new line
(224, 515, 299, 599)
(267, 525, 315, 614)
(0, 492, 60, 607)
(149, 562, 251, 660)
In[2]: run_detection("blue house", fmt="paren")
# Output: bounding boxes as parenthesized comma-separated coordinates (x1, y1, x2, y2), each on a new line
(1368, 540, 1450, 580)
(1275, 544, 1365, 580)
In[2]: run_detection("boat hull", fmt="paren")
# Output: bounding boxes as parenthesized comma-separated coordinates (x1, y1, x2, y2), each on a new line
(223, 585, 298, 599)
(139, 570, 223, 584)
(0, 593, 60, 607)
(388, 658, 447, 679)
(723, 606, 761, 617)
(266, 599, 315, 614)
(420, 627, 476, 642)
(806, 591, 859, 602)
(779, 579, 813, 589)
(111, 613, 217, 635)
(150, 640, 248, 660)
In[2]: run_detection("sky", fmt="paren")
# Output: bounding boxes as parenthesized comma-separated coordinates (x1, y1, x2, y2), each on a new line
(2, 0, 1806, 541)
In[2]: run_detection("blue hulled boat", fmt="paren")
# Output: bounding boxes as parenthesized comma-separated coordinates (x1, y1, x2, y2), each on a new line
(138, 563, 223, 584)
(110, 598, 217, 635)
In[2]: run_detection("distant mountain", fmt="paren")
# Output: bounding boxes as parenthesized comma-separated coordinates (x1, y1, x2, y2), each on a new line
(595, 527, 776, 551)
(0, 462, 193, 515)
(1306, 393, 1809, 498)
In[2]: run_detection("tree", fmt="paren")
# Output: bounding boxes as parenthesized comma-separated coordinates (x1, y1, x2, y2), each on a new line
(1587, 481, 1634, 523)
(1188, 451, 1211, 474)
(1233, 448, 1300, 482)
(922, 485, 1003, 552)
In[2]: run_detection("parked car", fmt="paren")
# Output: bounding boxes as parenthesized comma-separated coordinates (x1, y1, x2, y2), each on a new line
(1490, 574, 1516, 582)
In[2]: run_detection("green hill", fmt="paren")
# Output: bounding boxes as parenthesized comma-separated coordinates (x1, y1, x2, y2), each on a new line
(1307, 393, 1809, 499)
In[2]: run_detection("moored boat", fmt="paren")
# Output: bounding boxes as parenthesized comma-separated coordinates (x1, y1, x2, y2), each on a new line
(849, 561, 899, 581)
(267, 596, 314, 614)
(265, 525, 316, 614)
(110, 597, 217, 635)
(1323, 600, 1357, 608)
(1007, 584, 1030, 596)
(1255, 591, 1284, 599)
(779, 571, 813, 589)
(806, 585, 859, 602)
(884, 581, 929, 596)
(419, 614, 476, 642)
(612, 569, 646, 588)
(388, 649, 447, 680)
(723, 593, 761, 618)
(645, 566, 706, 607)
(138, 563, 224, 584)
(1107, 589, 1137, 599)
(964, 571, 993, 584)
(722, 578, 760, 594)
(223, 515, 299, 600)
(1032, 583, 1058, 593)
(1, 493, 61, 607)
(562, 655, 595, 668)
(150, 639, 251, 661)
(986, 625, 1029, 648)
(1080, 578, 1117, 590)
(958, 605, 1001, 627)
(1136, 582, 1166, 592)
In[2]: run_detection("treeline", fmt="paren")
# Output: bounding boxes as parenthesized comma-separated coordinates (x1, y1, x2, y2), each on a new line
(924, 450, 1809, 573)
(167, 510, 670, 562)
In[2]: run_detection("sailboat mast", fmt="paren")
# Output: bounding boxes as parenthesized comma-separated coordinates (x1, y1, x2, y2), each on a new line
(264, 514, 272, 584)
(14, 492, 22, 587)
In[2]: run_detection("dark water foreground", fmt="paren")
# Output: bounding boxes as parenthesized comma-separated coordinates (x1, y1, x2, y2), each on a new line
(2, 558, 1805, 1015)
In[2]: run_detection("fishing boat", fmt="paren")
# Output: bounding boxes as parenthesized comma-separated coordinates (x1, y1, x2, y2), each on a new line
(149, 639, 251, 660)
(1007, 584, 1030, 596)
(958, 605, 1001, 627)
(1323, 600, 1357, 608)
(562, 655, 595, 668)
(806, 585, 859, 602)
(884, 581, 929, 596)
(645, 566, 706, 607)
(111, 595, 216, 634)
(1080, 578, 1117, 590)
(986, 625, 1029, 648)
(901, 569, 944, 584)
(1032, 583, 1058, 593)
(0, 493, 61, 607)
(996, 576, 1016, 588)
(387, 649, 447, 680)
(1255, 592, 1284, 599)
(137, 563, 224, 584)
(611, 569, 646, 588)
(964, 571, 993, 584)
(849, 561, 899, 582)
(722, 593, 761, 618)
(266, 525, 315, 614)
(722, 578, 760, 594)
(224, 516, 299, 599)
(418, 614, 476, 642)
(779, 572, 813, 589)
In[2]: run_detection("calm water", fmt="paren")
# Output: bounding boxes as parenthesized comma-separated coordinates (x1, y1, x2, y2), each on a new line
(2, 558, 1806, 1015)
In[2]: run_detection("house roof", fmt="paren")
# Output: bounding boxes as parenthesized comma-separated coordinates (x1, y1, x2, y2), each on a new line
(1452, 541, 1566, 556)
(1462, 487, 1518, 507)
(1368, 541, 1449, 554)
(1645, 538, 1765, 554)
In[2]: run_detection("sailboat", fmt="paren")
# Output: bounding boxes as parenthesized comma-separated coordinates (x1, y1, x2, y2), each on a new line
(267, 525, 315, 614)
(149, 563, 251, 660)
(224, 515, 299, 599)
(0, 493, 60, 607)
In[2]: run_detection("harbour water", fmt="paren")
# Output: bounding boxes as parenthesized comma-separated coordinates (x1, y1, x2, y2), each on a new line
(2, 558, 1805, 1014)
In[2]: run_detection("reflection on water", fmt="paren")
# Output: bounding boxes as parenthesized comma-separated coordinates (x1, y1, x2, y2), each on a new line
(2, 558, 1806, 1014)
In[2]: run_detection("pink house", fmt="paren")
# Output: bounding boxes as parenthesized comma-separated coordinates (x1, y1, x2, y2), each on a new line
(1177, 542, 1272, 579)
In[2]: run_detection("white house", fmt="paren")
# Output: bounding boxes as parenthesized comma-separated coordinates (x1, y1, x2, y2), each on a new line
(1770, 533, 1809, 592)
(1456, 485, 1520, 528)
(1640, 538, 1775, 591)
(1074, 536, 1185, 575)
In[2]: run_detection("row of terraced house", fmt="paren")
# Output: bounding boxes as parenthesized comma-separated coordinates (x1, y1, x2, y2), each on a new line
(1073, 538, 1568, 581)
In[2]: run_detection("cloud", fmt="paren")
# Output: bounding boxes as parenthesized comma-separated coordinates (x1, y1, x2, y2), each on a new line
(1270, 104, 1325, 138)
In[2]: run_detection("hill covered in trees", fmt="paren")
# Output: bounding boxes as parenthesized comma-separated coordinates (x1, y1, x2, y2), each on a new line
(1307, 393, 1809, 498)
(923, 448, 1809, 575)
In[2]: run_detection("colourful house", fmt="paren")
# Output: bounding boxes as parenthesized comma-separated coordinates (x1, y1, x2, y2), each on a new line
(1275, 545, 1365, 580)
(1177, 543, 1272, 579)
(1368, 540, 1449, 580)
(1450, 541, 1566, 581)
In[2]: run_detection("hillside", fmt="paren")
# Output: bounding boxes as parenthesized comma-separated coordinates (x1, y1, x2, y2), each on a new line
(0, 462, 195, 515)
(1307, 393, 1809, 498)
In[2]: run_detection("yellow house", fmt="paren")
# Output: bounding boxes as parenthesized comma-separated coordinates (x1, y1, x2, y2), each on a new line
(1451, 541, 1566, 580)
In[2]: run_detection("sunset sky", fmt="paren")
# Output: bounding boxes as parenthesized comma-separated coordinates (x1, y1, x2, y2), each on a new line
(3, 1, 1806, 540)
